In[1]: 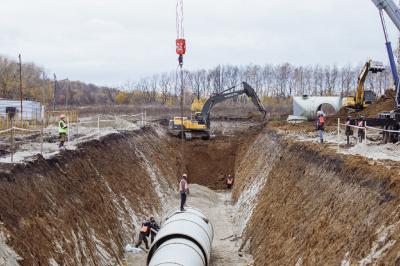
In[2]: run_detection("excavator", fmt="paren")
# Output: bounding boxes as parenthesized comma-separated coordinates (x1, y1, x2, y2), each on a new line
(168, 82, 267, 140)
(343, 59, 385, 111)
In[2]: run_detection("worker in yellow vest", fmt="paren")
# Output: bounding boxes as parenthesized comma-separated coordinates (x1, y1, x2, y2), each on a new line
(58, 114, 68, 149)
(135, 218, 151, 250)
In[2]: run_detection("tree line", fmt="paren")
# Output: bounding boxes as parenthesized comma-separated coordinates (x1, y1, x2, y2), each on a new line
(0, 55, 117, 107)
(0, 55, 394, 107)
(117, 62, 393, 106)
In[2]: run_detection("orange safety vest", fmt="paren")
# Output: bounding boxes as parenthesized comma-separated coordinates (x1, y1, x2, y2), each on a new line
(140, 225, 148, 233)
(319, 116, 325, 125)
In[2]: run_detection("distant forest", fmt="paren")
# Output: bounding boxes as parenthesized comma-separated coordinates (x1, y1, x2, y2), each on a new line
(0, 55, 394, 107)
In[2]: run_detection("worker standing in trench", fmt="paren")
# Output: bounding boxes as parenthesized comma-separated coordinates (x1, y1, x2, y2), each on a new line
(316, 111, 325, 144)
(149, 216, 160, 244)
(226, 174, 234, 190)
(179, 174, 189, 211)
(58, 114, 68, 149)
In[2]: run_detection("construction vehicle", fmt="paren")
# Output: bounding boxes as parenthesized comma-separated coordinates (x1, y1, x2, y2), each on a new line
(346, 0, 400, 142)
(343, 60, 385, 111)
(169, 82, 267, 140)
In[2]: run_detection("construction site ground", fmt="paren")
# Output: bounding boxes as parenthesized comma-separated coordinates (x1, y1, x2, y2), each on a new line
(1, 107, 400, 265)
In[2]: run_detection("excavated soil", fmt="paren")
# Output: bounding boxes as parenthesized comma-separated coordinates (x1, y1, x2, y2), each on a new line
(181, 138, 237, 190)
(0, 127, 180, 265)
(333, 89, 397, 120)
(1, 120, 400, 265)
(233, 128, 400, 265)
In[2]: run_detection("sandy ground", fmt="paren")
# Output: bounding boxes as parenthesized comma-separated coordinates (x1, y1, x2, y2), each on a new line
(125, 184, 253, 266)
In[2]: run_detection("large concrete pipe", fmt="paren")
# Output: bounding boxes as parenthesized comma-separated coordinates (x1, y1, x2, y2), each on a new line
(288, 95, 342, 122)
(147, 207, 214, 266)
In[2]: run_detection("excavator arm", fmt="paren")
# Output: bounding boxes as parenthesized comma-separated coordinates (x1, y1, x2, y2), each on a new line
(199, 82, 267, 128)
(355, 60, 385, 107)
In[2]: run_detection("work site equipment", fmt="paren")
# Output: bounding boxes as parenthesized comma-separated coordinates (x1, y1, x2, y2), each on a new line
(168, 82, 267, 140)
(346, 0, 400, 143)
(147, 207, 214, 266)
(343, 59, 385, 111)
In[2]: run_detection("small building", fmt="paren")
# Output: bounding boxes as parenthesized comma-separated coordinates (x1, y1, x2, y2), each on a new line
(0, 99, 44, 121)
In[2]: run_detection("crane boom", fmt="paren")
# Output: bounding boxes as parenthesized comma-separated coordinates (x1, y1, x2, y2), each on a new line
(371, 0, 400, 109)
(371, 0, 400, 31)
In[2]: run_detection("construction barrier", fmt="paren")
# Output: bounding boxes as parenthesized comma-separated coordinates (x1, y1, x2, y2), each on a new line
(0, 125, 43, 163)
(0, 111, 147, 164)
(338, 118, 400, 146)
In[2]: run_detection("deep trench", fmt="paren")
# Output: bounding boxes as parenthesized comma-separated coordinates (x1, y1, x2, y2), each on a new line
(1, 124, 400, 265)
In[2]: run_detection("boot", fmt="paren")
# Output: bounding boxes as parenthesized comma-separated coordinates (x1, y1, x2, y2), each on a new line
(320, 139, 323, 144)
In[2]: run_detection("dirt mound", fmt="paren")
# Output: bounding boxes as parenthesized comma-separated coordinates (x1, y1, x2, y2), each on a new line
(333, 90, 396, 120)
(0, 127, 179, 265)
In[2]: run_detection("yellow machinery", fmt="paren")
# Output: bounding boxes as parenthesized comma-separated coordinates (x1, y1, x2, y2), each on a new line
(169, 82, 266, 140)
(344, 59, 385, 111)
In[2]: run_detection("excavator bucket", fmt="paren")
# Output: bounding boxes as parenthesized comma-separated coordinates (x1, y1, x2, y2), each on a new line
(369, 61, 385, 73)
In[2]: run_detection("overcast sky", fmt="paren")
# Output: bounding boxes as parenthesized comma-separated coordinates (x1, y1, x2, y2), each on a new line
(0, 0, 398, 86)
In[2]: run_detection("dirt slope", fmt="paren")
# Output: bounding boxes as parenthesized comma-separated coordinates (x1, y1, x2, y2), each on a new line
(0, 127, 179, 265)
(233, 128, 400, 265)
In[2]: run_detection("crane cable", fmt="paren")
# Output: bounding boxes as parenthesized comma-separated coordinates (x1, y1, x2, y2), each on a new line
(176, 0, 186, 174)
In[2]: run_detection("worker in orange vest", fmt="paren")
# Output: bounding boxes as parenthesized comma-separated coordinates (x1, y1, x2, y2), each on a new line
(226, 174, 234, 190)
(179, 174, 189, 211)
(135, 218, 151, 250)
(316, 111, 325, 144)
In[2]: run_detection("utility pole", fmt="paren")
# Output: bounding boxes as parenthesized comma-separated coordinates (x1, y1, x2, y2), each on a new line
(65, 77, 69, 111)
(18, 54, 23, 118)
(53, 73, 56, 111)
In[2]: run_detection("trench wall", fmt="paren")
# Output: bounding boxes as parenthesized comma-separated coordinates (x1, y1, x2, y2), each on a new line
(233, 129, 400, 265)
(0, 127, 179, 265)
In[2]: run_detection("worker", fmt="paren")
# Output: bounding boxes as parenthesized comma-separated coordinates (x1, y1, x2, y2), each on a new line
(149, 216, 160, 244)
(345, 116, 353, 145)
(58, 114, 68, 149)
(226, 174, 234, 190)
(135, 218, 151, 250)
(179, 174, 189, 211)
(357, 116, 365, 143)
(316, 111, 325, 144)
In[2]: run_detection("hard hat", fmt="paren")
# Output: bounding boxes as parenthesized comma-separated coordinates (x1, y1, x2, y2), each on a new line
(60, 114, 66, 119)
(182, 173, 187, 177)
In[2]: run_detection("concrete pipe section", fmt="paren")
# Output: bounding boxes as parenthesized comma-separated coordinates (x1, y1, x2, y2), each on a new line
(147, 207, 214, 266)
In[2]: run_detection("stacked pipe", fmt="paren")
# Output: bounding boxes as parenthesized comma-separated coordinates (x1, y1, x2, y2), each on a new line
(147, 207, 214, 266)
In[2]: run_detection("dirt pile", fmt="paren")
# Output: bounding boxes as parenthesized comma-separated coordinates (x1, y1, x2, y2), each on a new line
(0, 127, 179, 265)
(333, 89, 397, 120)
(233, 128, 400, 265)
